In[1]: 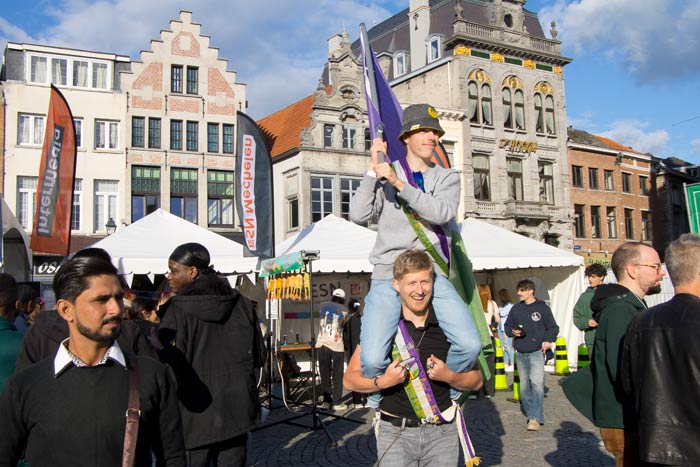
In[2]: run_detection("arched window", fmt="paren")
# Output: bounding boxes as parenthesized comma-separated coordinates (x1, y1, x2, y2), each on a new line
(467, 69, 492, 126)
(534, 82, 556, 135)
(428, 35, 442, 62)
(394, 52, 407, 77)
(502, 76, 525, 130)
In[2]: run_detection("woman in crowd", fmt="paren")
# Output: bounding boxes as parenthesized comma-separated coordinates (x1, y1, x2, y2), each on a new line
(497, 288, 515, 371)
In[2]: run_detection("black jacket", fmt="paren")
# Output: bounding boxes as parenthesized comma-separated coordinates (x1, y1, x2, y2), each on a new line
(342, 312, 361, 359)
(158, 274, 261, 449)
(503, 299, 559, 353)
(15, 309, 157, 371)
(621, 293, 700, 466)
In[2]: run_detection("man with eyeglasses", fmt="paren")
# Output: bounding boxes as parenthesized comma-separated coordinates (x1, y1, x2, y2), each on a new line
(588, 242, 665, 467)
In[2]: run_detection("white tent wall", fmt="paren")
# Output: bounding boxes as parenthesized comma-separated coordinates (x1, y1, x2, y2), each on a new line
(476, 265, 585, 369)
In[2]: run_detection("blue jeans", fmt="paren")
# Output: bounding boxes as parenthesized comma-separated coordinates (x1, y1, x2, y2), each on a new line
(498, 329, 514, 366)
(375, 419, 459, 466)
(517, 350, 545, 424)
(360, 275, 481, 405)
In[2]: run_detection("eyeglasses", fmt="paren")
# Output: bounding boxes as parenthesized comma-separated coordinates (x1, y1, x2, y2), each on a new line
(635, 263, 663, 272)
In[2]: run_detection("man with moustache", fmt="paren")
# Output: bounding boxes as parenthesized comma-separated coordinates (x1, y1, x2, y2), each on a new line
(589, 242, 665, 467)
(0, 256, 185, 466)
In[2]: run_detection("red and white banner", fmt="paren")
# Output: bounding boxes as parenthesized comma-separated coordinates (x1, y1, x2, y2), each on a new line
(30, 85, 77, 255)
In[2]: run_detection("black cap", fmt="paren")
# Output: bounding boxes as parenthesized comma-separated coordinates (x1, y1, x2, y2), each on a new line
(398, 104, 445, 140)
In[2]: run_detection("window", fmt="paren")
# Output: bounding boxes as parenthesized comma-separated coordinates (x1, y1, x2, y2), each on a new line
(574, 204, 585, 238)
(588, 168, 599, 190)
(186, 66, 198, 94)
(73, 60, 88, 87)
(74, 118, 83, 149)
(607, 207, 617, 238)
(311, 176, 333, 222)
(18, 114, 45, 145)
(340, 177, 361, 220)
(17, 176, 38, 229)
(507, 158, 523, 201)
(186, 121, 198, 151)
(539, 160, 554, 204)
(467, 70, 493, 126)
(624, 208, 634, 239)
(639, 176, 650, 196)
(534, 82, 556, 134)
(604, 170, 614, 191)
(342, 127, 356, 150)
(222, 124, 234, 154)
(206, 123, 219, 153)
(572, 165, 583, 188)
(92, 63, 108, 89)
(94, 180, 118, 232)
(641, 211, 652, 241)
(171, 65, 183, 93)
(287, 196, 299, 230)
(148, 118, 161, 149)
(171, 168, 198, 223)
(622, 173, 632, 193)
(131, 166, 160, 222)
(364, 128, 371, 151)
(170, 120, 183, 150)
(207, 170, 234, 226)
(131, 117, 145, 147)
(323, 124, 334, 148)
(71, 179, 82, 231)
(95, 120, 119, 150)
(473, 155, 491, 201)
(429, 36, 441, 62)
(502, 76, 525, 130)
(51, 58, 67, 86)
(394, 52, 406, 77)
(30, 56, 47, 83)
(591, 206, 601, 239)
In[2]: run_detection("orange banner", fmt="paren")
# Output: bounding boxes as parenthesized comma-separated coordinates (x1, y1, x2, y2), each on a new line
(30, 85, 77, 255)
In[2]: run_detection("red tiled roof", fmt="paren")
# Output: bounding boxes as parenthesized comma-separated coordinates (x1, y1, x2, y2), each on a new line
(257, 94, 315, 158)
(593, 135, 639, 154)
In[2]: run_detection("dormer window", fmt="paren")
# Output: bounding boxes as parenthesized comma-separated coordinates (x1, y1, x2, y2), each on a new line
(394, 52, 407, 77)
(428, 36, 441, 62)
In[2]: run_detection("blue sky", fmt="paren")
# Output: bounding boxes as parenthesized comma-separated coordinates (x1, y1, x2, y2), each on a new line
(1, 0, 698, 161)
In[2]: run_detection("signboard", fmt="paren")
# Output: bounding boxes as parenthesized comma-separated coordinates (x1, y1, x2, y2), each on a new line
(573, 245, 582, 251)
(32, 255, 64, 276)
(685, 182, 700, 234)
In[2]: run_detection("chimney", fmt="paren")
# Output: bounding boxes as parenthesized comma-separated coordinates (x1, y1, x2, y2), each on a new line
(409, 0, 430, 71)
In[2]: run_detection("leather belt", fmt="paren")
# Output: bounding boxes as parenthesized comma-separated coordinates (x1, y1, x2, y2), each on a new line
(380, 412, 439, 428)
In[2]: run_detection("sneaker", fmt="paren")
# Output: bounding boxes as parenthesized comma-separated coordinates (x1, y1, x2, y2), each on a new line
(333, 403, 348, 411)
(527, 419, 540, 431)
(352, 403, 365, 409)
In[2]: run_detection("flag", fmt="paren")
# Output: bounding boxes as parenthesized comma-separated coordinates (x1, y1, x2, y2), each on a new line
(359, 23, 493, 377)
(30, 85, 77, 255)
(235, 112, 274, 259)
(685, 182, 700, 234)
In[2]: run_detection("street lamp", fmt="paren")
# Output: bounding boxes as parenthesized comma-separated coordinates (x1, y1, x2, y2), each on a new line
(105, 217, 117, 235)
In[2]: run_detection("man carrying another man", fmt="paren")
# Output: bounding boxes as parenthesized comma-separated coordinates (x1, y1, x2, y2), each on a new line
(344, 249, 482, 465)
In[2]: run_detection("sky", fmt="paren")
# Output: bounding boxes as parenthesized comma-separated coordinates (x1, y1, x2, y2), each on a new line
(0, 0, 698, 162)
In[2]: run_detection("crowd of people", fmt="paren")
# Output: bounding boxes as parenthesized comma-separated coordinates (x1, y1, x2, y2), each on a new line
(0, 102, 696, 467)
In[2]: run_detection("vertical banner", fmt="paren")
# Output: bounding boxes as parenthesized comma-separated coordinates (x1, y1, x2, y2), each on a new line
(30, 85, 77, 255)
(685, 182, 700, 233)
(235, 112, 274, 259)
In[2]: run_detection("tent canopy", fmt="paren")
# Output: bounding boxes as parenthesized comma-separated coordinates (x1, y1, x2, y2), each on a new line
(2, 197, 31, 280)
(461, 218, 584, 270)
(276, 214, 375, 273)
(89, 209, 258, 278)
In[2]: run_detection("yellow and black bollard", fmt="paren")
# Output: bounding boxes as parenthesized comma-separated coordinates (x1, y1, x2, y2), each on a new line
(554, 337, 570, 375)
(494, 338, 508, 391)
(577, 344, 591, 368)
(507, 353, 520, 402)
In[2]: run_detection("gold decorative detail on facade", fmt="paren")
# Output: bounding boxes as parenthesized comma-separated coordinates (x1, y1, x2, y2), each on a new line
(502, 75, 524, 89)
(523, 60, 536, 69)
(491, 53, 505, 63)
(534, 82, 555, 95)
(554, 66, 563, 75)
(499, 138, 538, 155)
(454, 45, 470, 56)
(468, 69, 491, 83)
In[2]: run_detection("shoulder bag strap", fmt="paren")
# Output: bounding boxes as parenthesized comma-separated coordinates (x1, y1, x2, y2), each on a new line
(122, 355, 141, 467)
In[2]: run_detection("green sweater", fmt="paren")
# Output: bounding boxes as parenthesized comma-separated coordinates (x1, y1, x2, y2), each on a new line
(0, 317, 23, 392)
(589, 284, 646, 429)
(573, 287, 597, 349)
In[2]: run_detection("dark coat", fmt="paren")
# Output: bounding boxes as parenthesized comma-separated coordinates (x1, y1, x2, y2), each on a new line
(158, 274, 261, 449)
(621, 293, 700, 466)
(342, 312, 361, 360)
(0, 317, 23, 392)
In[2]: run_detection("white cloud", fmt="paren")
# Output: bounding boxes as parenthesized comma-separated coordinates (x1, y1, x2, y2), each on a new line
(690, 138, 700, 155)
(3, 0, 393, 118)
(540, 0, 700, 82)
(597, 120, 669, 155)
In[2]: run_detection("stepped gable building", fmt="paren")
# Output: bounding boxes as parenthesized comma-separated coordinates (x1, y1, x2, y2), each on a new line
(121, 10, 245, 233)
(261, 0, 574, 248)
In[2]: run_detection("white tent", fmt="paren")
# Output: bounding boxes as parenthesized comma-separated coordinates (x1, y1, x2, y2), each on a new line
(89, 209, 258, 284)
(1, 197, 31, 281)
(461, 218, 585, 367)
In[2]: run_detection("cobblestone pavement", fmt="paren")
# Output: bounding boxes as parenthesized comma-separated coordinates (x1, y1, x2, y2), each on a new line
(248, 371, 614, 466)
